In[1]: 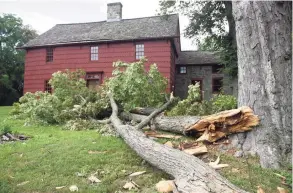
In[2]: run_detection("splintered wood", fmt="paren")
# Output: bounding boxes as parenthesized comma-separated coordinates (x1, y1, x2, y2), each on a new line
(185, 106, 260, 142)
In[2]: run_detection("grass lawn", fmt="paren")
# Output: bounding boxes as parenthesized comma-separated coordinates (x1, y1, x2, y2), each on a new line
(0, 106, 292, 193)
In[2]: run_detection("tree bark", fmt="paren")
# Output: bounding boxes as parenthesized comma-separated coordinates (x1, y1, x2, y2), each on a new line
(121, 112, 200, 134)
(129, 107, 157, 115)
(232, 1, 292, 168)
(122, 106, 259, 143)
(108, 93, 247, 193)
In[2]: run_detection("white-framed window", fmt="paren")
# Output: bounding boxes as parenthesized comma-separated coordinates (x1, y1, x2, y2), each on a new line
(135, 44, 144, 59)
(90, 46, 99, 61)
(46, 48, 54, 62)
(178, 66, 187, 74)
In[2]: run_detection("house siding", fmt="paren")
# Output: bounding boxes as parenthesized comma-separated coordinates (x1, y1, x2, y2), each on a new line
(24, 40, 174, 93)
(174, 65, 237, 100)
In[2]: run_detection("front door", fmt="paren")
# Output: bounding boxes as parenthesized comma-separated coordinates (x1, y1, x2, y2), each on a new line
(87, 79, 100, 91)
(86, 72, 102, 91)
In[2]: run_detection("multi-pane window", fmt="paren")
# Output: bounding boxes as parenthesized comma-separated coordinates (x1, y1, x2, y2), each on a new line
(45, 80, 52, 93)
(178, 66, 187, 74)
(91, 46, 99, 61)
(212, 78, 223, 93)
(135, 44, 144, 59)
(46, 48, 54, 62)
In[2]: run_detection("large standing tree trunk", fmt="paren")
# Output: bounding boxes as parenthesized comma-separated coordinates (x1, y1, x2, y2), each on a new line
(232, 1, 292, 168)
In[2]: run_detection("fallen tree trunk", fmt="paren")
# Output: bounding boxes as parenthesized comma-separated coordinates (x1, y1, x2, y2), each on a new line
(108, 93, 247, 192)
(121, 106, 259, 142)
(121, 112, 199, 134)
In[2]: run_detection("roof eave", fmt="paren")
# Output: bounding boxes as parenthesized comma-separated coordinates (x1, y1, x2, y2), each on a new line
(17, 36, 180, 49)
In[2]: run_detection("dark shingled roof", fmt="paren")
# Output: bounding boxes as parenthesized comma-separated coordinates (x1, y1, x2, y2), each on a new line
(176, 51, 220, 65)
(22, 14, 179, 48)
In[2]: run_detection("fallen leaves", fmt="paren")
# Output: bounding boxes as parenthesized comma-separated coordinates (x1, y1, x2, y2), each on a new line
(156, 180, 175, 193)
(209, 156, 229, 169)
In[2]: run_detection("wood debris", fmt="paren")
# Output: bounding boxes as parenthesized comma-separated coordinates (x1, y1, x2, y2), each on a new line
(209, 156, 229, 169)
(257, 186, 265, 193)
(164, 141, 174, 148)
(55, 186, 66, 190)
(178, 141, 198, 150)
(0, 133, 28, 144)
(145, 131, 182, 139)
(88, 174, 101, 183)
(69, 185, 78, 192)
(16, 181, 29, 186)
(123, 180, 139, 190)
(156, 180, 176, 193)
(88, 150, 107, 154)
(183, 145, 208, 156)
(277, 187, 288, 193)
(129, 171, 146, 177)
(186, 106, 260, 142)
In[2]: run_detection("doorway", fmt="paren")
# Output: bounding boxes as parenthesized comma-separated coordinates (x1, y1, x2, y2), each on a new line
(191, 79, 203, 100)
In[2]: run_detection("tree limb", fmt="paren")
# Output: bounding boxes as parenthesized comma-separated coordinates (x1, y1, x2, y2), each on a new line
(107, 92, 248, 193)
(135, 94, 175, 130)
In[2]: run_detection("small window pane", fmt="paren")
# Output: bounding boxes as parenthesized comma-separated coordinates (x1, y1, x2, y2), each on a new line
(91, 46, 99, 61)
(46, 48, 54, 62)
(136, 44, 144, 59)
(178, 66, 187, 74)
(45, 80, 52, 93)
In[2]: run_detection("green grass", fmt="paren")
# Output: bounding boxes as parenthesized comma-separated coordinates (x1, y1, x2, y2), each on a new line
(0, 106, 291, 193)
(0, 107, 168, 193)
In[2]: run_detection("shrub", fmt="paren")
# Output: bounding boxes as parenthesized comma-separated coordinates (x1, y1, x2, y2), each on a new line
(106, 58, 167, 111)
(211, 94, 237, 113)
(167, 83, 237, 116)
(0, 125, 12, 135)
(11, 70, 109, 125)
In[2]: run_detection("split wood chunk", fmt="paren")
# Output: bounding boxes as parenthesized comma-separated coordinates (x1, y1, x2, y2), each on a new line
(183, 145, 208, 155)
(186, 106, 260, 142)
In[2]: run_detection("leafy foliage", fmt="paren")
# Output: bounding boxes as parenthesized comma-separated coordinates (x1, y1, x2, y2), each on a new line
(106, 58, 168, 111)
(0, 14, 38, 105)
(10, 70, 109, 126)
(158, 1, 237, 78)
(167, 83, 237, 116)
(0, 124, 12, 135)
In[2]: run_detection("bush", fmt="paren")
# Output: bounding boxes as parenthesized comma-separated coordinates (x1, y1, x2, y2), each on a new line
(211, 94, 237, 113)
(167, 83, 237, 116)
(106, 58, 167, 111)
(11, 70, 109, 125)
(0, 125, 12, 135)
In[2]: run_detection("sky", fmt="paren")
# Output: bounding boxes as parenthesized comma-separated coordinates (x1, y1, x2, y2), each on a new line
(0, 0, 198, 50)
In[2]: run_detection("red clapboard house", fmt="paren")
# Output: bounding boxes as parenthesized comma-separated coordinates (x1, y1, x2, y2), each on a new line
(20, 2, 180, 94)
(20, 2, 236, 100)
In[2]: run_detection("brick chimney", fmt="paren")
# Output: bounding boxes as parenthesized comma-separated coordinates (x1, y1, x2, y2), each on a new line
(107, 2, 123, 22)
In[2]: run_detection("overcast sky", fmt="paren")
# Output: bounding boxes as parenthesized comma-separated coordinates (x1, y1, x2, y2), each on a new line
(0, 0, 198, 50)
